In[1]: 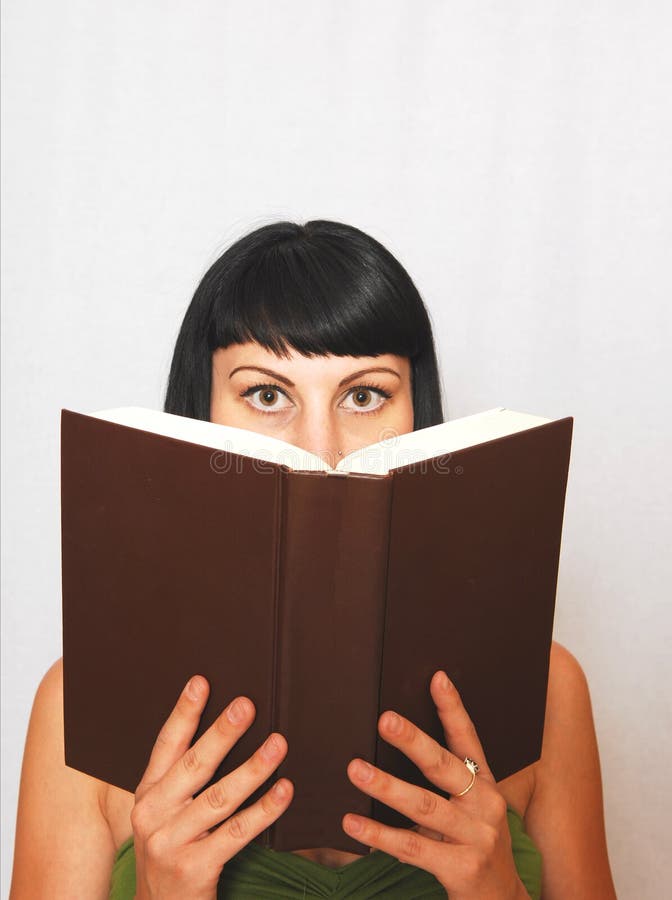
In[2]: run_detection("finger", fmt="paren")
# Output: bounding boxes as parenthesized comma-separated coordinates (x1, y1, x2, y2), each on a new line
(136, 675, 210, 798)
(169, 732, 289, 845)
(346, 758, 480, 845)
(150, 695, 257, 810)
(198, 776, 295, 864)
(342, 813, 465, 879)
(377, 708, 491, 801)
(429, 671, 494, 782)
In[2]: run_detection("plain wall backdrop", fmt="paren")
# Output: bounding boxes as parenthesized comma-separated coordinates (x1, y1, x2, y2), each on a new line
(2, 1, 671, 897)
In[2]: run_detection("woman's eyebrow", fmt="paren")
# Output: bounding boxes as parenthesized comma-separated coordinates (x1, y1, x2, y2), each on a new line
(339, 367, 401, 387)
(229, 366, 295, 387)
(228, 365, 401, 388)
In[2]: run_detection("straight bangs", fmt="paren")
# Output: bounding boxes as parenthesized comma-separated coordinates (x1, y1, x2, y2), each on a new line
(206, 231, 424, 362)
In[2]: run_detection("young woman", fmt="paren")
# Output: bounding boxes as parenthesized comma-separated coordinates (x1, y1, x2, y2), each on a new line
(10, 220, 617, 899)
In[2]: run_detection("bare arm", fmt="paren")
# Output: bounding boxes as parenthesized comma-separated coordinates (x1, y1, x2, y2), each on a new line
(12, 659, 293, 900)
(525, 641, 618, 900)
(9, 658, 117, 900)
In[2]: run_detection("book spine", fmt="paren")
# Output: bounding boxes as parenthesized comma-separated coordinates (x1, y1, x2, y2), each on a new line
(267, 469, 393, 853)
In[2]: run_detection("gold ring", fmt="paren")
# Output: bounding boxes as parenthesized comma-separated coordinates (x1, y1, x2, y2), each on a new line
(454, 757, 480, 797)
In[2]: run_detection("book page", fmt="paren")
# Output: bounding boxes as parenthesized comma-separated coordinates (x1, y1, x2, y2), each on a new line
(89, 407, 331, 471)
(88, 406, 553, 477)
(336, 407, 553, 475)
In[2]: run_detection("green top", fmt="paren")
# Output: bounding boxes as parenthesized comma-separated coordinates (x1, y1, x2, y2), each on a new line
(108, 806, 542, 899)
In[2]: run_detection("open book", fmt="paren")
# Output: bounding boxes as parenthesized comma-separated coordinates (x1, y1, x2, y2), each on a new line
(60, 405, 573, 852)
(86, 405, 558, 475)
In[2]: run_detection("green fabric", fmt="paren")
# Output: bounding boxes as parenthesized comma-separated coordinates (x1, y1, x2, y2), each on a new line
(108, 806, 542, 899)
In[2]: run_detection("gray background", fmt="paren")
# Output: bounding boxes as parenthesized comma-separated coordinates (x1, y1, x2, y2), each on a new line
(2, 2, 670, 897)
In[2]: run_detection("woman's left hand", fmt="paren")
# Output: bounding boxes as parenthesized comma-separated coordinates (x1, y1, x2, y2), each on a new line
(342, 670, 528, 900)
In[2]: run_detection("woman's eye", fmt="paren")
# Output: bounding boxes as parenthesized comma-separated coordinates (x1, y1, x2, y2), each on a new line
(240, 384, 292, 413)
(341, 386, 392, 414)
(239, 383, 392, 415)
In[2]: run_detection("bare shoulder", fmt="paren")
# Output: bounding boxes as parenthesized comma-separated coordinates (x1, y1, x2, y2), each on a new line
(548, 638, 588, 695)
(543, 640, 592, 740)
(9, 657, 117, 900)
(524, 640, 617, 900)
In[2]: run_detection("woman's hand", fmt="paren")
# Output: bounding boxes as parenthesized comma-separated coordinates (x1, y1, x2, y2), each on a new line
(343, 671, 528, 900)
(131, 675, 293, 900)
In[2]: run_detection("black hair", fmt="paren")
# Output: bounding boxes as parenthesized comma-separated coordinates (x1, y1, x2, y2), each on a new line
(164, 219, 444, 429)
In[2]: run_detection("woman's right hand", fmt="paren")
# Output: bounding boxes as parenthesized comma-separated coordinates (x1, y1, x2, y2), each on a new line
(131, 674, 292, 900)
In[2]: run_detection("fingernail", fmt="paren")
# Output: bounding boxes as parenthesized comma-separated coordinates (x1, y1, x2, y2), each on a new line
(226, 698, 248, 724)
(272, 779, 288, 800)
(261, 734, 280, 759)
(352, 759, 373, 782)
(383, 711, 402, 734)
(186, 676, 203, 700)
(437, 671, 451, 691)
(345, 814, 363, 834)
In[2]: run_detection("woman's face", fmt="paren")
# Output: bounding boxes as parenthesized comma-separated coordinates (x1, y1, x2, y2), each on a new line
(210, 341, 414, 467)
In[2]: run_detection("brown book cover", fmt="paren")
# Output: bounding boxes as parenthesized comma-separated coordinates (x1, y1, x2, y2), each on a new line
(60, 406, 573, 852)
